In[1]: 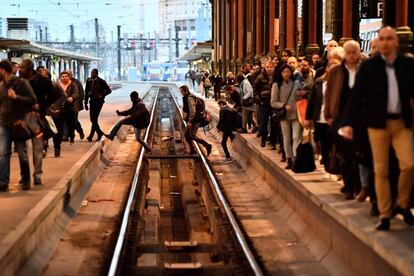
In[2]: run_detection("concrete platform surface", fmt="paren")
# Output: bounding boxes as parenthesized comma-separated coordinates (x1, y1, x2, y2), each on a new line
(0, 82, 151, 273)
(201, 97, 414, 275)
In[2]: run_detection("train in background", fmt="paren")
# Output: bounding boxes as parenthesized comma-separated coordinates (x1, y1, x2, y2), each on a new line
(141, 61, 189, 81)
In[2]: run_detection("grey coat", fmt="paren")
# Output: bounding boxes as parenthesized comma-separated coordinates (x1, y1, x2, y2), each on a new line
(270, 79, 302, 121)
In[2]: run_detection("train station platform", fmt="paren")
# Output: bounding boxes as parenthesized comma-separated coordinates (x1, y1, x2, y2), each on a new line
(0, 83, 151, 275)
(198, 96, 414, 275)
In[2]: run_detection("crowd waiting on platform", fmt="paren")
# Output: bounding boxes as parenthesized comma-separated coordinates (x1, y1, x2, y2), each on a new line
(185, 26, 414, 231)
(0, 60, 112, 191)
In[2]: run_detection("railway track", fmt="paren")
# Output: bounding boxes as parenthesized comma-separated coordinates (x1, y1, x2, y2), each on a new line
(108, 86, 264, 276)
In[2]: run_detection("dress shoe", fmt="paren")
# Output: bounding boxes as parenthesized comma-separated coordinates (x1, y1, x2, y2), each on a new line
(79, 131, 85, 140)
(22, 182, 31, 190)
(69, 137, 74, 144)
(256, 132, 262, 138)
(344, 191, 355, 200)
(86, 136, 93, 142)
(356, 187, 369, 202)
(238, 128, 247, 133)
(370, 204, 379, 217)
(54, 148, 61, 157)
(62, 136, 69, 142)
(0, 185, 8, 192)
(104, 133, 114, 141)
(96, 134, 103, 141)
(285, 158, 293, 170)
(375, 218, 390, 231)
(34, 178, 42, 185)
(206, 144, 212, 156)
(392, 205, 414, 225)
(260, 140, 266, 147)
(251, 127, 258, 133)
(340, 186, 347, 194)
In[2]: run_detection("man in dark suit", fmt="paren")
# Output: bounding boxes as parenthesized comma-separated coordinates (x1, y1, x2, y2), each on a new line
(341, 26, 414, 230)
(217, 99, 237, 161)
(84, 68, 111, 141)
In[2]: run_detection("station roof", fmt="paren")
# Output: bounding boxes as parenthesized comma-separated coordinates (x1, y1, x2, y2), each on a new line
(0, 38, 100, 61)
(178, 41, 213, 62)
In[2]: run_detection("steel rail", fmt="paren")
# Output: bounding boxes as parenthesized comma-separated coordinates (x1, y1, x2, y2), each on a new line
(108, 86, 160, 276)
(169, 85, 263, 276)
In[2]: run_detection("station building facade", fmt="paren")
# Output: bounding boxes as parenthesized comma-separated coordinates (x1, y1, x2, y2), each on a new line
(211, 0, 414, 74)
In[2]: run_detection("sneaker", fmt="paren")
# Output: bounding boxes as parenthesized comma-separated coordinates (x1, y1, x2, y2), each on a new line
(206, 144, 212, 156)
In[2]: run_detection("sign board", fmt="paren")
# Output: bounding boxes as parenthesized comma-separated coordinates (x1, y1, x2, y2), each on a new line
(360, 0, 383, 19)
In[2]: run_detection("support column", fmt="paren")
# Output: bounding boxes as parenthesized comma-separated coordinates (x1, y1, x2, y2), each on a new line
(304, 0, 320, 56)
(251, 0, 256, 62)
(339, 0, 359, 45)
(237, 0, 243, 70)
(242, 0, 248, 59)
(255, 0, 263, 59)
(285, 0, 296, 51)
(395, 0, 413, 54)
(332, 0, 342, 41)
(268, 0, 276, 56)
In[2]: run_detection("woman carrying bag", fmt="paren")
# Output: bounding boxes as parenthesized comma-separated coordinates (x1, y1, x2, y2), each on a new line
(271, 64, 302, 169)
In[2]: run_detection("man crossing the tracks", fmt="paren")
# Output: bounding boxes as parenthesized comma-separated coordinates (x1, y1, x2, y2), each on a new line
(84, 68, 111, 142)
(180, 85, 212, 156)
(104, 91, 151, 153)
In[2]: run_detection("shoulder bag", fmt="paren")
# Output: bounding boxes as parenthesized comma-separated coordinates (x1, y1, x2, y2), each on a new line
(272, 82, 295, 121)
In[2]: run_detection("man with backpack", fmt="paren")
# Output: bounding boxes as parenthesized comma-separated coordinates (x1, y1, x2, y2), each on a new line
(104, 91, 151, 153)
(180, 85, 212, 156)
(217, 99, 240, 161)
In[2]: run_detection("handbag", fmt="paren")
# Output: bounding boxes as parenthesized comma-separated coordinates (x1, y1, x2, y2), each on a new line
(292, 128, 316, 173)
(241, 97, 254, 107)
(272, 82, 295, 121)
(325, 143, 341, 175)
(12, 119, 32, 141)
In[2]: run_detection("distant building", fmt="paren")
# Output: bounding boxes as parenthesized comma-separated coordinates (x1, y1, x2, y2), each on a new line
(138, 0, 158, 34)
(158, 0, 212, 59)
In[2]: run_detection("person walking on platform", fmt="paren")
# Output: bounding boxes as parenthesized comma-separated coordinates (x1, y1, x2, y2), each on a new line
(341, 27, 414, 231)
(104, 91, 151, 153)
(180, 85, 212, 156)
(325, 40, 362, 200)
(59, 71, 79, 144)
(19, 59, 55, 185)
(84, 68, 111, 141)
(67, 70, 85, 140)
(0, 60, 37, 191)
(217, 99, 237, 161)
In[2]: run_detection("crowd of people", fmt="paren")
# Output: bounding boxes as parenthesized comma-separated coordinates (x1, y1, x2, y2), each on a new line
(0, 60, 111, 191)
(188, 26, 413, 231)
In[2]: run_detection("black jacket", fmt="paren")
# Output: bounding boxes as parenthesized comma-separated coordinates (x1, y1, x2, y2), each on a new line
(71, 77, 85, 110)
(118, 100, 150, 129)
(217, 105, 237, 132)
(345, 54, 414, 128)
(84, 76, 111, 104)
(28, 72, 56, 115)
(306, 79, 324, 121)
(0, 77, 37, 128)
(253, 72, 272, 104)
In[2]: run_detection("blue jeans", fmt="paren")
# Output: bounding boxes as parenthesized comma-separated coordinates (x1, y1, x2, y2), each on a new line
(0, 127, 30, 187)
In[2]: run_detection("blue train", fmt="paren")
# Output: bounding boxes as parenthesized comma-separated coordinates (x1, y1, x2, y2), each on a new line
(142, 61, 189, 81)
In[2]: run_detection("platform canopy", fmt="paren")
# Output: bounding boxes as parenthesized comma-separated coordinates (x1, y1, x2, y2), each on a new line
(0, 38, 100, 61)
(178, 41, 212, 62)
